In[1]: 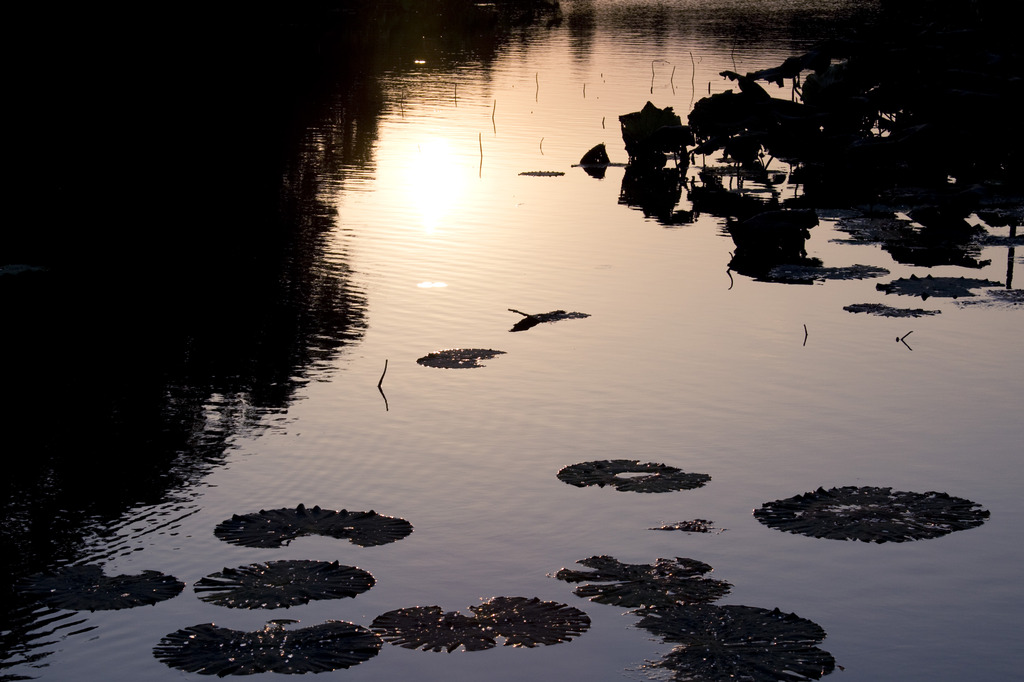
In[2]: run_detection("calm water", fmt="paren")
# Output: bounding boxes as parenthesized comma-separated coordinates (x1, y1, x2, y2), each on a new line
(4, 2, 1022, 680)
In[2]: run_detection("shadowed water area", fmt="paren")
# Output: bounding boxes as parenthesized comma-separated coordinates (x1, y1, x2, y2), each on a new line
(3, 1, 1022, 680)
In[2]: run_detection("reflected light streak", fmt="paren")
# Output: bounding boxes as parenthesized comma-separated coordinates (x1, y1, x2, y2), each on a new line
(405, 137, 466, 232)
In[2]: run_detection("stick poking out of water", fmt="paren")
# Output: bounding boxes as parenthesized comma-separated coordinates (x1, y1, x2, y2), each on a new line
(378, 359, 389, 411)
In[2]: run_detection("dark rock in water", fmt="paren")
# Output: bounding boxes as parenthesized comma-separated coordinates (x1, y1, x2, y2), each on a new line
(579, 143, 610, 166)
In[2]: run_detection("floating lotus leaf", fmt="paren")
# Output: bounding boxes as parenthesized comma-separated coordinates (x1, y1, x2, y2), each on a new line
(213, 504, 413, 548)
(843, 302, 941, 317)
(954, 288, 1024, 308)
(18, 565, 184, 611)
(518, 171, 565, 177)
(371, 597, 590, 652)
(507, 308, 591, 332)
(153, 620, 381, 675)
(753, 486, 990, 542)
(635, 604, 835, 681)
(766, 263, 889, 283)
(554, 556, 731, 608)
(557, 460, 710, 493)
(649, 519, 720, 534)
(194, 560, 375, 609)
(371, 606, 493, 652)
(416, 348, 506, 369)
(468, 596, 590, 648)
(876, 274, 1002, 299)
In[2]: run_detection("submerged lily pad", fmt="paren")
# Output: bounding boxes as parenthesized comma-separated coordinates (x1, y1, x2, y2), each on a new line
(554, 556, 731, 608)
(371, 596, 589, 652)
(508, 308, 591, 332)
(876, 274, 1002, 299)
(557, 460, 710, 493)
(214, 504, 413, 548)
(154, 620, 381, 675)
(194, 560, 375, 609)
(843, 302, 941, 317)
(753, 486, 990, 542)
(635, 604, 835, 681)
(18, 565, 184, 611)
(416, 348, 506, 368)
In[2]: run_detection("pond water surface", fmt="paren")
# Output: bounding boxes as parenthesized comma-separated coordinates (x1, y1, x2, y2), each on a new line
(4, 2, 1022, 681)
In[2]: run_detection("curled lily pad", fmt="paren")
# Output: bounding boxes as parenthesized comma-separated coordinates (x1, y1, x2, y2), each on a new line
(753, 486, 990, 542)
(557, 460, 710, 493)
(416, 348, 506, 369)
(635, 604, 835, 681)
(876, 274, 1002, 299)
(554, 556, 731, 608)
(194, 560, 374, 609)
(371, 596, 590, 652)
(843, 302, 941, 317)
(507, 308, 591, 332)
(214, 504, 412, 548)
(153, 620, 381, 675)
(18, 565, 184, 611)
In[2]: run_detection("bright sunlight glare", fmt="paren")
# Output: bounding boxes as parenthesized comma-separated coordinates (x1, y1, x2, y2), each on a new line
(404, 137, 467, 232)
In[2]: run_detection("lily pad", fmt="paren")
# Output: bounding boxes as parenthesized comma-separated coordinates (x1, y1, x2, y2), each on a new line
(954, 288, 1024, 308)
(416, 348, 506, 369)
(18, 565, 184, 611)
(194, 560, 375, 609)
(557, 460, 710, 493)
(766, 263, 889, 283)
(371, 596, 589, 652)
(843, 302, 941, 317)
(554, 556, 731, 608)
(153, 620, 381, 675)
(649, 519, 721, 534)
(508, 308, 591, 332)
(213, 504, 413, 548)
(753, 486, 990, 542)
(518, 171, 565, 177)
(635, 604, 835, 681)
(876, 274, 1002, 299)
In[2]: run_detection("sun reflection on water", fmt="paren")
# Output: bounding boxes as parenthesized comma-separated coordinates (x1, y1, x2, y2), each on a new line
(404, 136, 467, 232)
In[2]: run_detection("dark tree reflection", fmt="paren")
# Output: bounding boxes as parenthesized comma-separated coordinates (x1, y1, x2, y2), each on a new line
(2, 1, 560, 623)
